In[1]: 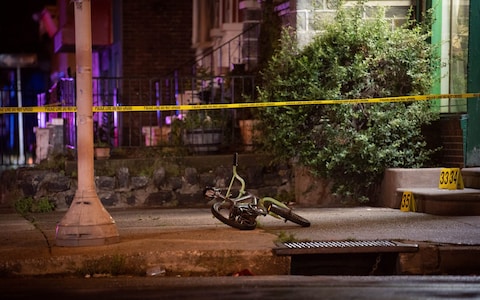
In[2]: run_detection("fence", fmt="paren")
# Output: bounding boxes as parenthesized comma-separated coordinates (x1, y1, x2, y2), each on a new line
(0, 74, 260, 166)
(92, 75, 257, 147)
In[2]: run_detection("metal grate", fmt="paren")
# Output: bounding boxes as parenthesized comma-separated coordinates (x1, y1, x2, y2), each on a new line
(274, 240, 418, 255)
(283, 240, 397, 249)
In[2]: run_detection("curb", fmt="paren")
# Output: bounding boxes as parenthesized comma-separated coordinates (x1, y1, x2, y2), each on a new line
(2, 249, 290, 278)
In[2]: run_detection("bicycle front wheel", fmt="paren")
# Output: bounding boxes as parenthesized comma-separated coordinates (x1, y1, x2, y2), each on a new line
(267, 204, 311, 227)
(211, 202, 257, 230)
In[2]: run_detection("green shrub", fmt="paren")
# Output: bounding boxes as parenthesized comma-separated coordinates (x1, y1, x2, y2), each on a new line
(13, 197, 33, 215)
(76, 254, 145, 277)
(14, 196, 55, 215)
(257, 1, 440, 203)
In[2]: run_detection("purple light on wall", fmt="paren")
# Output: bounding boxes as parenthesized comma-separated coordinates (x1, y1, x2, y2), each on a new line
(113, 88, 118, 147)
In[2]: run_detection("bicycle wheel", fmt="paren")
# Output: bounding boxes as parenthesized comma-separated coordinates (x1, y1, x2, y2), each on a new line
(211, 202, 257, 230)
(267, 203, 311, 227)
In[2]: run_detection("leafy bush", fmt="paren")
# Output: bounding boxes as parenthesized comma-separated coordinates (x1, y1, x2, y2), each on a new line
(76, 254, 146, 277)
(257, 2, 440, 203)
(14, 196, 55, 215)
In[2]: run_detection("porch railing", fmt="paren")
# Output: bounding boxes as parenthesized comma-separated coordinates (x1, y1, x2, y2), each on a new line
(165, 22, 261, 78)
(0, 74, 260, 166)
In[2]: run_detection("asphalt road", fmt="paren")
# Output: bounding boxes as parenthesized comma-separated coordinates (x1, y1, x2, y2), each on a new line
(1, 275, 480, 300)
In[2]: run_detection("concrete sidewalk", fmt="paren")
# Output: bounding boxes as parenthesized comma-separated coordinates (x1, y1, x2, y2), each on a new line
(0, 207, 479, 277)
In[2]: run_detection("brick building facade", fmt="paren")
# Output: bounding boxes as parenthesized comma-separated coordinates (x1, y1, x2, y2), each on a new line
(122, 0, 194, 78)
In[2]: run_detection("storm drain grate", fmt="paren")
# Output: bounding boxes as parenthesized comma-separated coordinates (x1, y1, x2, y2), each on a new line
(274, 240, 418, 255)
(283, 240, 397, 249)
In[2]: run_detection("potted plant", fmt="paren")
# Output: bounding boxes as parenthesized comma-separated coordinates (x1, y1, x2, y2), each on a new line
(236, 94, 261, 151)
(236, 93, 261, 151)
(238, 118, 261, 151)
(180, 108, 227, 154)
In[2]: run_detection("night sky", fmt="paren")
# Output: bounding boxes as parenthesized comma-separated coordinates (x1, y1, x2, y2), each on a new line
(0, 0, 56, 53)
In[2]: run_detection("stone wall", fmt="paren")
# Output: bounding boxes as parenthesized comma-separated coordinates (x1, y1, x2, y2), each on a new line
(0, 154, 299, 212)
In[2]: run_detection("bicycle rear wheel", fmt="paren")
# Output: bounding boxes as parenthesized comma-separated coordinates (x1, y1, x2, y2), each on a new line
(267, 204, 311, 227)
(211, 202, 257, 230)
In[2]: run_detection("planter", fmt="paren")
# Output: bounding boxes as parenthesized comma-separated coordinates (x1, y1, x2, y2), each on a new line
(142, 126, 171, 146)
(239, 119, 261, 151)
(94, 147, 111, 160)
(184, 128, 223, 153)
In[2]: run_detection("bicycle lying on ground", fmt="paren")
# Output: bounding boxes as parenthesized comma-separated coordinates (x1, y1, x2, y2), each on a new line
(204, 153, 311, 230)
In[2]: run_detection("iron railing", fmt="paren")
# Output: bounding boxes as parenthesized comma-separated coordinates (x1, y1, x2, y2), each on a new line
(0, 74, 260, 166)
(89, 75, 257, 149)
(165, 22, 261, 78)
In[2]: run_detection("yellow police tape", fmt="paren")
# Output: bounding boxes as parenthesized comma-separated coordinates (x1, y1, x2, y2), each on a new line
(1, 93, 479, 114)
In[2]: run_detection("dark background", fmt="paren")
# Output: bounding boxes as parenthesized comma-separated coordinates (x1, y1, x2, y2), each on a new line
(0, 1, 56, 53)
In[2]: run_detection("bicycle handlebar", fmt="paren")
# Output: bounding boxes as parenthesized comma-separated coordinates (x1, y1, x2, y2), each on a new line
(226, 152, 245, 198)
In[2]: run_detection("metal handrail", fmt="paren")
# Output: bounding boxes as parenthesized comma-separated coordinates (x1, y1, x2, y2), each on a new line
(165, 23, 260, 78)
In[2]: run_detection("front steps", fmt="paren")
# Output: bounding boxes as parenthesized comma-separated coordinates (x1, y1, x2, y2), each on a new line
(380, 167, 480, 215)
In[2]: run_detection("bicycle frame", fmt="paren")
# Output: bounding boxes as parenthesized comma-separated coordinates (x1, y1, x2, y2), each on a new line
(224, 153, 289, 216)
(207, 153, 311, 229)
(225, 153, 246, 200)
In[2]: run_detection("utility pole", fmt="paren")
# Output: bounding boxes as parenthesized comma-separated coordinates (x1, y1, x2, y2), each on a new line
(56, 0, 119, 246)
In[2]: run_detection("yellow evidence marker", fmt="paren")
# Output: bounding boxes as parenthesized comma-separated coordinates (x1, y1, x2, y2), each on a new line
(400, 191, 417, 212)
(438, 168, 464, 190)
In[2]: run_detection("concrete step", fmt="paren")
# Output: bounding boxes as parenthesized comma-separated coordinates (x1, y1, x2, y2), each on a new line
(396, 187, 480, 215)
(382, 167, 480, 216)
(462, 167, 480, 189)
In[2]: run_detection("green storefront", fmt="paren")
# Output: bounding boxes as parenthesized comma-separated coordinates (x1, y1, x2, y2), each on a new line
(429, 0, 480, 166)
(466, 1, 480, 166)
